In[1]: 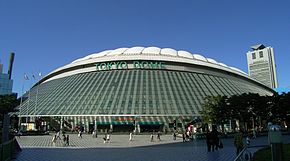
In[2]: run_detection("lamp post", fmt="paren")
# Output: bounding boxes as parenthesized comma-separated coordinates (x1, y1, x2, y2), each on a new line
(18, 74, 30, 131)
(18, 80, 25, 131)
(33, 73, 42, 120)
(60, 113, 63, 134)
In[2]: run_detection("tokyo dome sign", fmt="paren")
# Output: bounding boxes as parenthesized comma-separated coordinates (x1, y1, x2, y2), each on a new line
(96, 61, 165, 71)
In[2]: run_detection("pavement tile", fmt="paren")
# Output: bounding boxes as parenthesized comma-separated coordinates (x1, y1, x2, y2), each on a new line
(13, 134, 290, 161)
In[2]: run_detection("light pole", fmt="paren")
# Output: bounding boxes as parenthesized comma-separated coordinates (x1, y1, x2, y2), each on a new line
(18, 81, 25, 131)
(26, 84, 31, 123)
(20, 73, 30, 129)
(60, 113, 63, 134)
(34, 73, 42, 120)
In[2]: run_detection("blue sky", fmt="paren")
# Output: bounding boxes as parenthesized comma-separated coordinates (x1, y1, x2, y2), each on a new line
(0, 0, 290, 95)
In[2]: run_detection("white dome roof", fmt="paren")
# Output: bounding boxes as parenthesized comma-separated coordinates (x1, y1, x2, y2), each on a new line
(206, 58, 218, 64)
(142, 47, 161, 55)
(160, 48, 178, 56)
(193, 54, 207, 61)
(69, 46, 246, 76)
(123, 47, 144, 55)
(107, 48, 128, 56)
(178, 51, 193, 59)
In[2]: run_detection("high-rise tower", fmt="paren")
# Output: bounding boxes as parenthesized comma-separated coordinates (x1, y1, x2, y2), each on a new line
(246, 44, 278, 88)
(0, 53, 14, 95)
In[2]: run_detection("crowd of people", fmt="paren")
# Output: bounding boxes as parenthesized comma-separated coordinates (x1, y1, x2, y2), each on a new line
(50, 126, 255, 156)
(51, 131, 69, 146)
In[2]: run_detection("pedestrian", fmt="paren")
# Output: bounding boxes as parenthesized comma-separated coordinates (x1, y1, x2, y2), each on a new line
(129, 132, 133, 141)
(78, 130, 82, 138)
(56, 131, 61, 140)
(211, 126, 219, 150)
(66, 135, 69, 146)
(150, 133, 154, 142)
(186, 131, 190, 141)
(52, 135, 57, 146)
(173, 132, 176, 140)
(157, 132, 161, 141)
(182, 132, 186, 142)
(206, 131, 213, 152)
(234, 131, 244, 155)
(92, 130, 95, 138)
(103, 134, 107, 143)
(106, 133, 110, 143)
(62, 134, 66, 146)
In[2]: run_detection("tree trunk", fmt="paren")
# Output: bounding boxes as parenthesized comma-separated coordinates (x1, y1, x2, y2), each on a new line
(2, 114, 10, 142)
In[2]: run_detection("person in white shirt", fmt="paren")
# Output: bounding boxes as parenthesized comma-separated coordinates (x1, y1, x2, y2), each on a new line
(129, 132, 133, 141)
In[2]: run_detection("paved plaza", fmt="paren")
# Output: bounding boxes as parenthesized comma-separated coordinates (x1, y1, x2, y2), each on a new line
(13, 133, 290, 161)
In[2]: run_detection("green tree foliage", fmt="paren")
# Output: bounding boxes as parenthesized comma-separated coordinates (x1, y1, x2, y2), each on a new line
(0, 94, 19, 115)
(270, 92, 290, 123)
(200, 92, 290, 131)
(200, 95, 229, 126)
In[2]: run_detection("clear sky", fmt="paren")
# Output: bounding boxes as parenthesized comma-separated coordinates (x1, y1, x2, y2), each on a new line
(0, 0, 290, 95)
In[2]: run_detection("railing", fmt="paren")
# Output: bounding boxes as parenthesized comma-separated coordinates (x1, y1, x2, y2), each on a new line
(233, 145, 268, 161)
(0, 138, 21, 161)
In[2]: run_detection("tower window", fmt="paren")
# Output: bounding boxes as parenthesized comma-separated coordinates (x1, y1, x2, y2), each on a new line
(259, 51, 263, 58)
(252, 53, 256, 59)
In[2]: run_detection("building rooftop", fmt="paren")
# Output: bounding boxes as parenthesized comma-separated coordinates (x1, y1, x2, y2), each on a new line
(251, 44, 266, 50)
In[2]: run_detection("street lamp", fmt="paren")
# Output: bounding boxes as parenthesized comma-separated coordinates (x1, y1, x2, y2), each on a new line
(59, 112, 64, 134)
(33, 73, 42, 120)
(18, 74, 30, 131)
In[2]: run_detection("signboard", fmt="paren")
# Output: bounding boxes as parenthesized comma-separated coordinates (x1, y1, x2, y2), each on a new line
(96, 61, 165, 71)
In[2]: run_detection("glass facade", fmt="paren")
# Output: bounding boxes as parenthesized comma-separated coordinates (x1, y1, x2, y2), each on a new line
(19, 66, 273, 132)
(0, 73, 13, 95)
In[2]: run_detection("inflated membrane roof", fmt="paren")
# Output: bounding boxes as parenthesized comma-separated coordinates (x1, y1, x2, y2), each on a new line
(70, 46, 246, 75)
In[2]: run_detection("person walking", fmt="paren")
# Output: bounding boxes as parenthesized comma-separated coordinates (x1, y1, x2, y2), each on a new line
(173, 132, 176, 140)
(56, 131, 61, 140)
(92, 130, 95, 138)
(78, 130, 82, 139)
(182, 132, 186, 142)
(66, 135, 69, 146)
(157, 132, 161, 141)
(234, 131, 244, 155)
(150, 133, 154, 142)
(211, 127, 219, 151)
(186, 131, 190, 141)
(206, 131, 213, 152)
(52, 135, 57, 146)
(103, 133, 107, 143)
(62, 134, 66, 146)
(106, 133, 110, 143)
(129, 132, 133, 141)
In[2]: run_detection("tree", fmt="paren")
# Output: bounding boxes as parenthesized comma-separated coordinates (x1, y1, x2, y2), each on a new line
(200, 95, 229, 132)
(0, 94, 19, 115)
(0, 93, 20, 142)
(270, 92, 290, 125)
(201, 92, 290, 132)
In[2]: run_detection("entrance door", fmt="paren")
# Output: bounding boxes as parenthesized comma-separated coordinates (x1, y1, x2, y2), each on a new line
(140, 124, 163, 133)
(113, 124, 134, 133)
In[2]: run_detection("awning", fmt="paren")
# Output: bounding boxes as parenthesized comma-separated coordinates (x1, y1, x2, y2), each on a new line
(96, 121, 134, 125)
(138, 122, 164, 125)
